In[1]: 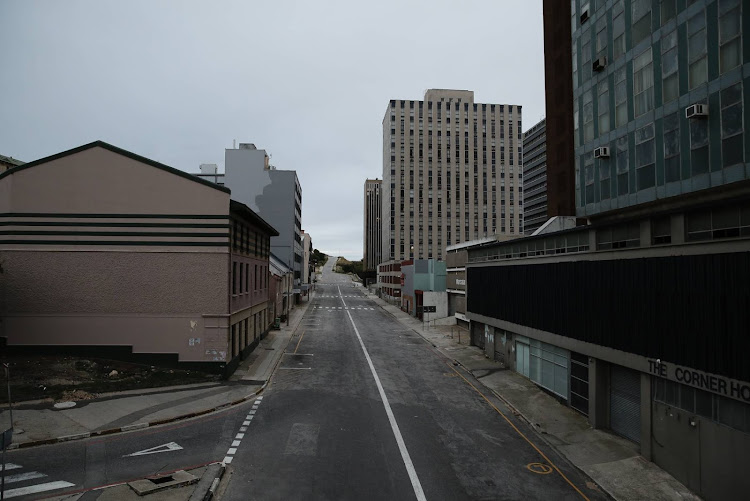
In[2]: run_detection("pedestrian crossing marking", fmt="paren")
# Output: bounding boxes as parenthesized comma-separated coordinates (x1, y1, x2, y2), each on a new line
(311, 306, 374, 311)
(0, 462, 74, 499)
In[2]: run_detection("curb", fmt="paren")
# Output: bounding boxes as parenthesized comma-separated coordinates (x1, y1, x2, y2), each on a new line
(8, 387, 265, 450)
(203, 462, 227, 501)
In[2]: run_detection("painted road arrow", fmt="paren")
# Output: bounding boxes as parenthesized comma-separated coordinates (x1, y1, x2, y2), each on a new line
(123, 442, 183, 457)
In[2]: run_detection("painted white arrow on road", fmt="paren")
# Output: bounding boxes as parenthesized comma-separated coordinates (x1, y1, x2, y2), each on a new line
(123, 442, 183, 457)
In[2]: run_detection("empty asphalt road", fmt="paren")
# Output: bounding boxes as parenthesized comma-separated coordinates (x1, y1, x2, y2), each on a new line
(221, 259, 608, 501)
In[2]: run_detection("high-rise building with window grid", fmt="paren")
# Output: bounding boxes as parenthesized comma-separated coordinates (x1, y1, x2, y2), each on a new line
(363, 178, 382, 271)
(381, 89, 524, 264)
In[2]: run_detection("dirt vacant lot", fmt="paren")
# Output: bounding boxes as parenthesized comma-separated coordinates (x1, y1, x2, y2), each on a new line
(0, 354, 221, 404)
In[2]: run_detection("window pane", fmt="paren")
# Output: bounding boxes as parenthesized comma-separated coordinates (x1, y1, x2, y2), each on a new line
(664, 129, 680, 157)
(719, 8, 741, 43)
(662, 48, 678, 75)
(689, 30, 706, 61)
(690, 119, 709, 147)
(721, 102, 743, 137)
(663, 73, 679, 103)
(665, 155, 681, 182)
(691, 145, 709, 174)
(723, 134, 744, 167)
(720, 38, 741, 73)
(632, 13, 651, 46)
(637, 164, 655, 189)
(661, 0, 676, 24)
(689, 57, 707, 88)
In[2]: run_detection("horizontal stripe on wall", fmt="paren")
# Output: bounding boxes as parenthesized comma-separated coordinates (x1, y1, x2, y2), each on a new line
(0, 221, 229, 228)
(0, 213, 229, 219)
(467, 251, 750, 383)
(0, 230, 228, 238)
(0, 240, 228, 247)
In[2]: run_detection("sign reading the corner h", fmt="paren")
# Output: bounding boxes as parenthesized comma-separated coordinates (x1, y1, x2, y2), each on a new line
(648, 359, 750, 403)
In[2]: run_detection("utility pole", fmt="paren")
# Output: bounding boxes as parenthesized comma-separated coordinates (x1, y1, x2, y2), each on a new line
(2, 363, 13, 501)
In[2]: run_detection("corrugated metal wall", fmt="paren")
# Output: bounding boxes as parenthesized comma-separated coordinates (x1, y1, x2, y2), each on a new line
(467, 251, 750, 382)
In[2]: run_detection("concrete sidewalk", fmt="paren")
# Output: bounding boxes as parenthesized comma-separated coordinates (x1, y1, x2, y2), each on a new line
(360, 283, 699, 501)
(0, 295, 313, 450)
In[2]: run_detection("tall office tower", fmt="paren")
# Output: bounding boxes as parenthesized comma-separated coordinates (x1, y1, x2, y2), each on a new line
(381, 89, 523, 262)
(522, 118, 548, 234)
(224, 144, 304, 290)
(363, 178, 382, 270)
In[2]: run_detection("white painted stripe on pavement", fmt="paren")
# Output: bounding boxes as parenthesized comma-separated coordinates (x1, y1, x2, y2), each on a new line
(223, 456, 233, 464)
(232, 440, 241, 447)
(3, 481, 75, 499)
(5, 471, 46, 484)
(240, 426, 248, 432)
(338, 286, 427, 501)
(242, 421, 250, 426)
(249, 410, 256, 414)
(236, 433, 245, 439)
(227, 447, 237, 455)
(256, 396, 263, 400)
(0, 464, 22, 471)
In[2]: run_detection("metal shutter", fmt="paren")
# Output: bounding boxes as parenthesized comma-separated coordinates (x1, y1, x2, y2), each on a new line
(471, 323, 485, 349)
(610, 365, 641, 444)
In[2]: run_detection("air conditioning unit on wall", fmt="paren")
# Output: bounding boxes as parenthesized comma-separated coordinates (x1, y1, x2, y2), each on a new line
(594, 146, 610, 158)
(685, 104, 708, 119)
(593, 57, 607, 72)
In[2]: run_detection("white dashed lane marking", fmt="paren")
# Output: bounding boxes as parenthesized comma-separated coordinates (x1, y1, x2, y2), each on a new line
(224, 395, 263, 464)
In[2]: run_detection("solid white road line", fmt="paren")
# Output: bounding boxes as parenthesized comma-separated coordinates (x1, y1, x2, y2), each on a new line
(339, 288, 427, 501)
(0, 463, 22, 471)
(4, 471, 46, 484)
(4, 481, 75, 499)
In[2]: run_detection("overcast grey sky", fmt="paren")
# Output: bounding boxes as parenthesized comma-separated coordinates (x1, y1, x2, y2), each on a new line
(0, 0, 545, 260)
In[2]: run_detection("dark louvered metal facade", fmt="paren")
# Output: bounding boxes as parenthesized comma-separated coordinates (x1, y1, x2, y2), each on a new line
(467, 251, 750, 382)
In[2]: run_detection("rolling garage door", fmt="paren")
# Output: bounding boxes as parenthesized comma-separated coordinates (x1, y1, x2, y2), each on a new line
(610, 365, 641, 444)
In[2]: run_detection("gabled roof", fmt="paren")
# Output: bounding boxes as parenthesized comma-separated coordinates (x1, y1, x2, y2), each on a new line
(230, 199, 279, 236)
(0, 140, 231, 194)
(270, 252, 292, 275)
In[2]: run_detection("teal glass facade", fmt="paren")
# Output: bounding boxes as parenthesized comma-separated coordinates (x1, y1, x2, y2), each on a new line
(572, 0, 750, 217)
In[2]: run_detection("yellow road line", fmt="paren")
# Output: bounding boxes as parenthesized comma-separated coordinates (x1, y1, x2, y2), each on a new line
(294, 330, 306, 354)
(449, 364, 591, 501)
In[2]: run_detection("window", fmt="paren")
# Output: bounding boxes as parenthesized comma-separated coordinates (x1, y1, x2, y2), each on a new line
(584, 152, 594, 204)
(583, 89, 594, 142)
(661, 0, 676, 24)
(663, 112, 681, 182)
(688, 10, 707, 89)
(572, 39, 579, 90)
(631, 0, 652, 47)
(616, 135, 629, 196)
(232, 262, 237, 295)
(719, 0, 742, 73)
(661, 30, 678, 103)
(599, 150, 611, 200)
(635, 123, 655, 190)
(721, 82, 744, 168)
(614, 67, 628, 127)
(612, 4, 626, 60)
(581, 35, 592, 82)
(652, 216, 672, 244)
(580, 99, 581, 146)
(595, 16, 607, 60)
(690, 99, 709, 174)
(598, 82, 610, 134)
(633, 47, 654, 116)
(686, 202, 750, 241)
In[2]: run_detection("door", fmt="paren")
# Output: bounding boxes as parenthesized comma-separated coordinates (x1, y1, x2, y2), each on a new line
(515, 341, 529, 378)
(610, 365, 641, 444)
